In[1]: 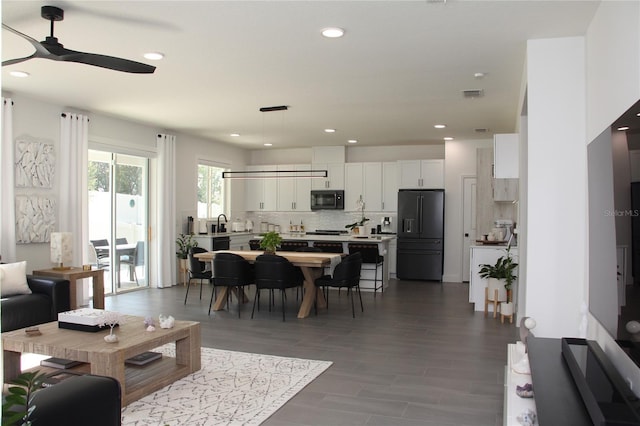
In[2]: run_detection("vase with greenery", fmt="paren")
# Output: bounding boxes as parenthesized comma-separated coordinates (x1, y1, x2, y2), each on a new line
(478, 247, 518, 301)
(2, 370, 47, 426)
(260, 231, 282, 254)
(176, 233, 198, 259)
(345, 195, 369, 234)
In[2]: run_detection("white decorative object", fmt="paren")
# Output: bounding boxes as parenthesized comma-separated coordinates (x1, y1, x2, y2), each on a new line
(512, 353, 531, 375)
(59, 308, 109, 326)
(15, 195, 56, 243)
(159, 315, 175, 329)
(146, 325, 156, 332)
(96, 310, 122, 343)
(501, 302, 514, 316)
(50, 232, 73, 270)
(0, 261, 32, 297)
(15, 137, 55, 188)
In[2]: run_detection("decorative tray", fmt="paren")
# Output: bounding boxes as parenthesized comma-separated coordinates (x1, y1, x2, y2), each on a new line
(475, 240, 507, 245)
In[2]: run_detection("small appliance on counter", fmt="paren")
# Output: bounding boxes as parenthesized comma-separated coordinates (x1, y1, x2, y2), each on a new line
(381, 217, 393, 233)
(232, 218, 244, 232)
(198, 219, 208, 234)
(493, 219, 514, 243)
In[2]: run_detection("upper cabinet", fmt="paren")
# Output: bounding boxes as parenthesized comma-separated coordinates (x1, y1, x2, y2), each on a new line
(344, 163, 382, 211)
(398, 159, 444, 189)
(382, 161, 399, 212)
(277, 164, 311, 212)
(494, 133, 519, 178)
(311, 163, 345, 189)
(245, 165, 277, 211)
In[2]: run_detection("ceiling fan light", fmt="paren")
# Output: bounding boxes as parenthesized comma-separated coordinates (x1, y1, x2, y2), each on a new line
(143, 52, 164, 60)
(9, 71, 30, 78)
(321, 27, 345, 38)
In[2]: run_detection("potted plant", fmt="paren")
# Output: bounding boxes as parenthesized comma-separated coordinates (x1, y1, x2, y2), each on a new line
(176, 233, 198, 285)
(2, 370, 47, 425)
(478, 247, 518, 302)
(259, 231, 282, 254)
(176, 233, 198, 259)
(345, 195, 369, 234)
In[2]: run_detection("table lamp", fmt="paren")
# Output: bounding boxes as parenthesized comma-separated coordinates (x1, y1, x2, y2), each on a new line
(50, 232, 73, 270)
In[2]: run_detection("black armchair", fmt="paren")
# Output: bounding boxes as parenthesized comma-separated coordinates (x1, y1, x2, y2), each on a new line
(28, 374, 122, 426)
(1, 276, 71, 332)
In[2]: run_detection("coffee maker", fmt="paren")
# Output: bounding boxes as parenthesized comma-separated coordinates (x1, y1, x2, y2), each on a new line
(381, 217, 392, 233)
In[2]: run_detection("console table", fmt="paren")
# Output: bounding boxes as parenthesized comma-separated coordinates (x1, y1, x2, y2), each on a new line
(504, 337, 592, 425)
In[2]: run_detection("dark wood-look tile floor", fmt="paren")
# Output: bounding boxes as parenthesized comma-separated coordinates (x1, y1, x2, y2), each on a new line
(105, 279, 518, 426)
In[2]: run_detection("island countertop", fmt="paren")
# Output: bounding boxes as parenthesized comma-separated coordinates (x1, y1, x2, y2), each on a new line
(260, 233, 396, 243)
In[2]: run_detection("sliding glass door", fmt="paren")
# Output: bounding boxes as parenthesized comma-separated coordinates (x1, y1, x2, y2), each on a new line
(88, 150, 149, 294)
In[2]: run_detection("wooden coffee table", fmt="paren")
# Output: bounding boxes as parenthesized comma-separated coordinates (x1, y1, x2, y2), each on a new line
(2, 315, 201, 406)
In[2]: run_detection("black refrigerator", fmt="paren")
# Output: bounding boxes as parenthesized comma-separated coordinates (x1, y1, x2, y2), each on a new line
(396, 189, 444, 281)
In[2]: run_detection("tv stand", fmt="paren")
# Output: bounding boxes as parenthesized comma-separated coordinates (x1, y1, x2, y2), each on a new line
(505, 337, 591, 425)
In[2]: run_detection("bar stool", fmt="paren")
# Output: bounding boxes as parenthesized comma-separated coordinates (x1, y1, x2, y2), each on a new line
(348, 243, 384, 296)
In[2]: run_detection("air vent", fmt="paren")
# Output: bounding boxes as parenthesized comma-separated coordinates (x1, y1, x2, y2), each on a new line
(462, 89, 484, 99)
(475, 128, 489, 133)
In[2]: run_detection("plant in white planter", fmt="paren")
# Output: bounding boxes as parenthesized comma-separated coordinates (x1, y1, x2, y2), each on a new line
(478, 247, 518, 303)
(345, 195, 369, 234)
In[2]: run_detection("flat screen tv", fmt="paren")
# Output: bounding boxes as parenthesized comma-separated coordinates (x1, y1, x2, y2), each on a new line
(588, 98, 640, 367)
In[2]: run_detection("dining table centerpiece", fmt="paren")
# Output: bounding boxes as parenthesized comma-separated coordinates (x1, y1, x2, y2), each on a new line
(260, 231, 282, 255)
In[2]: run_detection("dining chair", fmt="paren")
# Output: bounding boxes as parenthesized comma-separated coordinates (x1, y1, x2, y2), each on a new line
(119, 241, 144, 286)
(88, 243, 110, 270)
(314, 251, 363, 318)
(252, 254, 304, 321)
(348, 243, 384, 296)
(90, 239, 109, 264)
(210, 252, 255, 317)
(184, 247, 213, 304)
(115, 237, 128, 245)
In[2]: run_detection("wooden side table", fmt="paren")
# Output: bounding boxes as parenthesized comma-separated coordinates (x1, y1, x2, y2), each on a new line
(32, 267, 105, 309)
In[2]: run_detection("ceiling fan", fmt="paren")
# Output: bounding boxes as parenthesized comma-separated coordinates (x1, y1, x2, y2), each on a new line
(2, 5, 156, 74)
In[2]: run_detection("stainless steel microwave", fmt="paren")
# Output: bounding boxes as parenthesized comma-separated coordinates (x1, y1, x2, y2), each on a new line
(310, 190, 344, 210)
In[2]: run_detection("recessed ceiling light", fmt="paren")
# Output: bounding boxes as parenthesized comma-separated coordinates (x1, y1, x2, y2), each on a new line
(347, 139, 358, 144)
(324, 128, 336, 133)
(143, 52, 164, 60)
(263, 143, 273, 147)
(9, 71, 29, 78)
(230, 133, 240, 137)
(444, 137, 454, 141)
(434, 124, 446, 129)
(617, 126, 630, 131)
(474, 72, 486, 79)
(321, 27, 345, 38)
(636, 112, 640, 117)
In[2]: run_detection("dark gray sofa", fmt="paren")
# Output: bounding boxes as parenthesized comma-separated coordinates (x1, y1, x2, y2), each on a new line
(1, 275, 71, 332)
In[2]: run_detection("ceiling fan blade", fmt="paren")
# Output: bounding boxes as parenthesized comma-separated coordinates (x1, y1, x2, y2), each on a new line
(58, 50, 156, 74)
(2, 53, 37, 67)
(2, 23, 50, 56)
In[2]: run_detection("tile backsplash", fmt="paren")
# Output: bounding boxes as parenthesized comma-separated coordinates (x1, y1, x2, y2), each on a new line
(233, 211, 397, 234)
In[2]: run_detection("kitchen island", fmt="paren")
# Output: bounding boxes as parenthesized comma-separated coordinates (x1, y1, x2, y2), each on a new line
(254, 233, 396, 291)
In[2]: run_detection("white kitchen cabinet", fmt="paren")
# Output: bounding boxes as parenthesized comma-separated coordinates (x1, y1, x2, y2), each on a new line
(344, 163, 382, 211)
(382, 161, 399, 212)
(494, 133, 519, 178)
(277, 164, 311, 211)
(312, 163, 344, 189)
(229, 233, 252, 251)
(398, 159, 444, 189)
(245, 165, 277, 211)
(493, 178, 518, 202)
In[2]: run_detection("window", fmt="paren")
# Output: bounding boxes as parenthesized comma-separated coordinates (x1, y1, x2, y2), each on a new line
(198, 163, 226, 219)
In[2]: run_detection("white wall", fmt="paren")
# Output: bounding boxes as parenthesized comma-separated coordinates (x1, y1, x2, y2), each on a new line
(443, 139, 492, 283)
(525, 36, 587, 338)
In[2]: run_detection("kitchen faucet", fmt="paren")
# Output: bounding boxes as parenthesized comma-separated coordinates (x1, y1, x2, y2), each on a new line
(217, 214, 228, 232)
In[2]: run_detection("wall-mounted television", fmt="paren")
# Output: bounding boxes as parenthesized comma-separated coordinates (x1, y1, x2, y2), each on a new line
(588, 98, 640, 367)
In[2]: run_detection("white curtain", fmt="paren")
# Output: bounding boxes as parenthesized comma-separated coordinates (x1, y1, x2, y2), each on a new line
(59, 113, 89, 267)
(0, 98, 16, 262)
(157, 134, 176, 288)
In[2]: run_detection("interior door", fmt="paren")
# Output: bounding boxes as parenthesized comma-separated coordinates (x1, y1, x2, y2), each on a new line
(462, 177, 477, 282)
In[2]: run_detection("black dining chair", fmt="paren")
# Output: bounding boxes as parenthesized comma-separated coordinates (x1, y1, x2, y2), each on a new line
(348, 243, 384, 296)
(315, 251, 363, 318)
(210, 252, 255, 317)
(252, 254, 304, 321)
(184, 247, 213, 304)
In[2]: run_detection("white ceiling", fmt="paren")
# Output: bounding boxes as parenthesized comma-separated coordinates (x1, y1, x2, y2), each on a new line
(1, 1, 601, 150)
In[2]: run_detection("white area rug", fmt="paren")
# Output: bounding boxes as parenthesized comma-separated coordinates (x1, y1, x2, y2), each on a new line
(121, 345, 332, 426)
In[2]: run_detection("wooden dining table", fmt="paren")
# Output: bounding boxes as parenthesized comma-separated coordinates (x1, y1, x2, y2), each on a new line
(194, 250, 342, 318)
